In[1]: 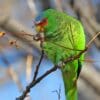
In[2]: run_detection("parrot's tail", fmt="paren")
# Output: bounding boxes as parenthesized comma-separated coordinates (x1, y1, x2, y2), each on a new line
(62, 71, 78, 100)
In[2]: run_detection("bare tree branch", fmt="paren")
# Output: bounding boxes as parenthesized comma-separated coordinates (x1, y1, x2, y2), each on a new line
(16, 30, 100, 99)
(16, 65, 58, 100)
(0, 15, 40, 50)
(33, 49, 44, 81)
(52, 85, 61, 100)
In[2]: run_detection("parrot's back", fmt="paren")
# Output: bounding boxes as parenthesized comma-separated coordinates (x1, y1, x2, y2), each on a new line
(43, 9, 85, 64)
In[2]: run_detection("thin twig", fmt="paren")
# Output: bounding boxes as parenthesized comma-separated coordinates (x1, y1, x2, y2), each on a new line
(64, 31, 100, 64)
(16, 31, 100, 99)
(16, 48, 87, 100)
(33, 49, 44, 81)
(0, 15, 40, 50)
(52, 85, 61, 100)
(16, 65, 58, 100)
(64, 47, 88, 64)
(87, 32, 100, 47)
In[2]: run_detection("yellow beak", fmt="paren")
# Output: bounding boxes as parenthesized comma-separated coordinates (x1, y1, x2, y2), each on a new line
(36, 25, 44, 32)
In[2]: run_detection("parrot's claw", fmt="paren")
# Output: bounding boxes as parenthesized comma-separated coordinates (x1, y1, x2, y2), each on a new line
(57, 61, 65, 68)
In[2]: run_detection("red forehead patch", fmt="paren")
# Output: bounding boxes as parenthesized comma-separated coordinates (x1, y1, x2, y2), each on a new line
(36, 18, 48, 27)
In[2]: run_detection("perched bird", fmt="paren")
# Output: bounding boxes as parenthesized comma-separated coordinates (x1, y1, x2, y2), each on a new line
(34, 9, 85, 100)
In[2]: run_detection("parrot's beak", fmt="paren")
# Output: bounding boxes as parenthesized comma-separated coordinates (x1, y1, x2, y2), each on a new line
(35, 25, 44, 33)
(34, 19, 47, 41)
(34, 25, 45, 41)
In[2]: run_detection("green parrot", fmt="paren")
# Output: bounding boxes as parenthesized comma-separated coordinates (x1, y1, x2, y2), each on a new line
(34, 9, 85, 100)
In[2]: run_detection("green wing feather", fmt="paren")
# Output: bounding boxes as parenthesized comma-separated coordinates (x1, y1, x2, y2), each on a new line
(41, 9, 85, 100)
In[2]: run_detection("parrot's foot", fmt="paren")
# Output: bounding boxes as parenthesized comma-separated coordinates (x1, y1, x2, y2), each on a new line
(57, 61, 65, 68)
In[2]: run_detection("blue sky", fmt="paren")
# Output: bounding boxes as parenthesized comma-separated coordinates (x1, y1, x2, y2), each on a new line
(0, 58, 66, 100)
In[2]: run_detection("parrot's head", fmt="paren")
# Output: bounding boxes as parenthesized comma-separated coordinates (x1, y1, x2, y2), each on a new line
(34, 9, 58, 41)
